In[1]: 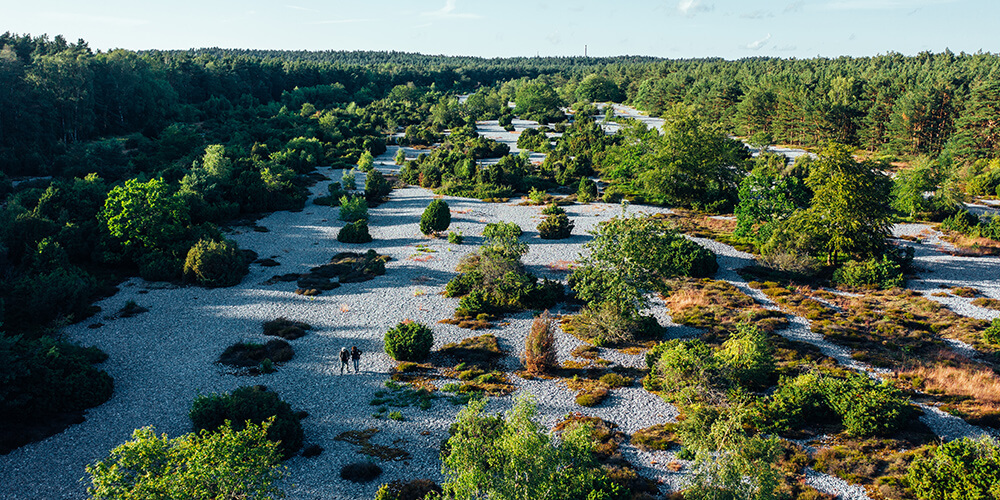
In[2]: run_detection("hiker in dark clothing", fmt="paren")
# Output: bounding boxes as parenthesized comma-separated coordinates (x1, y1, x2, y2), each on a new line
(351, 346, 362, 373)
(339, 347, 350, 374)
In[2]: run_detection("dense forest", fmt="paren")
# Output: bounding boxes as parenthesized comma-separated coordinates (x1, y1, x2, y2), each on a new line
(5, 31, 1000, 499)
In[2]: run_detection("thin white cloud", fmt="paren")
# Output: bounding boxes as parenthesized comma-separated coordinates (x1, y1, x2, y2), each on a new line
(745, 33, 772, 50)
(422, 0, 482, 19)
(285, 5, 318, 12)
(823, 0, 956, 10)
(678, 0, 713, 15)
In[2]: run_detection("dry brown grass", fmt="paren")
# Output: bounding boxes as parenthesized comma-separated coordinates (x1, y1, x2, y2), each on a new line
(662, 278, 789, 336)
(972, 298, 1000, 310)
(939, 232, 1000, 256)
(903, 361, 1000, 407)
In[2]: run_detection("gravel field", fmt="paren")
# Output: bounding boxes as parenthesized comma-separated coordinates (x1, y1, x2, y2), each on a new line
(3, 123, 1000, 500)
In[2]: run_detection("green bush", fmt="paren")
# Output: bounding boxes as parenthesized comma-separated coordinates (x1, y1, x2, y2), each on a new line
(339, 195, 369, 222)
(832, 255, 904, 289)
(577, 178, 597, 203)
(384, 321, 434, 362)
(983, 317, 1000, 345)
(457, 289, 495, 317)
(420, 199, 451, 235)
(822, 375, 908, 437)
(754, 372, 832, 433)
(715, 323, 774, 390)
(183, 238, 248, 287)
(483, 221, 522, 239)
(341, 169, 357, 190)
(644, 338, 716, 403)
(189, 386, 303, 459)
(541, 203, 565, 216)
(537, 213, 574, 239)
(338, 220, 373, 243)
(907, 437, 1000, 500)
(448, 231, 464, 244)
(365, 169, 392, 204)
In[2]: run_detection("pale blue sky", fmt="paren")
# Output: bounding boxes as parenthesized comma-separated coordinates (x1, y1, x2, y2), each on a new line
(4, 0, 998, 59)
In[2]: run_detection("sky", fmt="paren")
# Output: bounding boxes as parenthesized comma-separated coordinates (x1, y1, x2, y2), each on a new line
(4, 0, 999, 60)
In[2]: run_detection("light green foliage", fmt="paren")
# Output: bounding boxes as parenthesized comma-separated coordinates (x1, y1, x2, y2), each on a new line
(86, 420, 285, 500)
(680, 405, 782, 500)
(569, 215, 717, 318)
(982, 318, 1000, 345)
(384, 321, 434, 362)
(805, 142, 893, 264)
(341, 169, 357, 190)
(715, 323, 774, 390)
(441, 395, 618, 500)
(907, 437, 1000, 500)
(420, 199, 451, 235)
(394, 148, 406, 165)
(575, 74, 622, 103)
(358, 150, 374, 172)
(183, 238, 248, 287)
(448, 231, 464, 244)
(513, 82, 564, 123)
(734, 153, 810, 244)
(890, 158, 958, 220)
(832, 255, 904, 289)
(100, 177, 189, 254)
(339, 195, 369, 222)
(644, 339, 717, 404)
(483, 221, 522, 240)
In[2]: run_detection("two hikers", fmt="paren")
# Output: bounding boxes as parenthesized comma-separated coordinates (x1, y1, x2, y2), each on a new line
(340, 346, 362, 374)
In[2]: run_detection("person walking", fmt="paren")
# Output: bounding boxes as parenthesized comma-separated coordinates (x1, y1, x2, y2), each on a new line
(351, 346, 362, 373)
(339, 347, 350, 374)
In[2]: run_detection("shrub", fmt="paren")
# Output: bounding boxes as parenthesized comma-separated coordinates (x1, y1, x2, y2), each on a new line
(754, 372, 832, 433)
(338, 220, 373, 243)
(483, 221, 522, 239)
(365, 169, 392, 204)
(822, 375, 908, 438)
(86, 421, 284, 499)
(357, 150, 374, 172)
(524, 311, 557, 374)
(644, 338, 717, 403)
(832, 255, 904, 289)
(983, 318, 1000, 344)
(599, 373, 631, 388)
(420, 199, 451, 235)
(457, 289, 495, 317)
(577, 178, 597, 203)
(715, 323, 774, 390)
(384, 320, 434, 362)
(541, 203, 565, 216)
(571, 303, 661, 346)
(374, 480, 443, 500)
(538, 213, 574, 239)
(138, 250, 183, 282)
(262, 317, 311, 340)
(217, 340, 294, 368)
(448, 231, 464, 244)
(907, 437, 1000, 499)
(338, 195, 369, 222)
(394, 149, 406, 165)
(340, 461, 382, 483)
(341, 169, 357, 190)
(183, 238, 248, 287)
(189, 386, 303, 458)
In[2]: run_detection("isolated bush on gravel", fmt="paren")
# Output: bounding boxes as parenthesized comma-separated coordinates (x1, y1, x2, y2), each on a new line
(577, 177, 597, 203)
(524, 311, 557, 374)
(338, 219, 373, 243)
(537, 212, 573, 239)
(384, 320, 434, 362)
(420, 199, 451, 235)
(189, 386, 303, 458)
(182, 238, 248, 287)
(365, 169, 392, 204)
